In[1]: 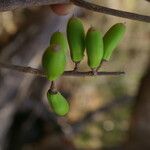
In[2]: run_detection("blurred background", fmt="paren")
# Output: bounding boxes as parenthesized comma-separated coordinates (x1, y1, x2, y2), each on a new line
(0, 0, 150, 150)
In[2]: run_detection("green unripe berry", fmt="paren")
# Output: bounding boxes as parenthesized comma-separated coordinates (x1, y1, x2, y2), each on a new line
(47, 90, 69, 116)
(103, 23, 126, 61)
(86, 27, 103, 69)
(67, 17, 85, 63)
(50, 31, 68, 53)
(42, 45, 66, 81)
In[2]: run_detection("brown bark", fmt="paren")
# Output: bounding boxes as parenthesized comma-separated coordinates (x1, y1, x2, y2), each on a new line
(126, 63, 150, 150)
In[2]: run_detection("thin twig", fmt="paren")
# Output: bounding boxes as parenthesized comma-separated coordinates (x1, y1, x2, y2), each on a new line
(0, 0, 149, 23)
(72, 0, 150, 23)
(0, 62, 125, 77)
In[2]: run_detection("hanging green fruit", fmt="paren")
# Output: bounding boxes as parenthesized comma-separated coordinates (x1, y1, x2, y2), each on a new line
(42, 44, 66, 81)
(47, 90, 69, 116)
(103, 23, 126, 61)
(67, 17, 85, 63)
(86, 27, 103, 71)
(50, 31, 68, 53)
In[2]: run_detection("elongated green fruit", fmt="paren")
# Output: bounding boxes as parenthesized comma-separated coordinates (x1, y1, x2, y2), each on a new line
(103, 23, 126, 61)
(86, 27, 103, 69)
(42, 45, 66, 81)
(47, 90, 69, 116)
(67, 17, 85, 63)
(50, 32, 68, 52)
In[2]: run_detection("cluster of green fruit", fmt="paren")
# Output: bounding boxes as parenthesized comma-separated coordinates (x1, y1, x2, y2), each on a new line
(42, 17, 126, 116)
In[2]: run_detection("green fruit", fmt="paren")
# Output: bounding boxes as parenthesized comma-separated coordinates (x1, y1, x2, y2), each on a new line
(67, 17, 85, 63)
(103, 23, 126, 61)
(42, 45, 66, 81)
(50, 31, 68, 53)
(47, 90, 69, 116)
(86, 27, 103, 69)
